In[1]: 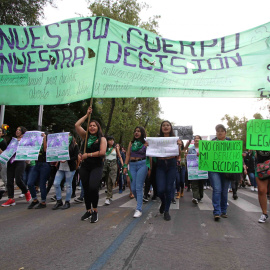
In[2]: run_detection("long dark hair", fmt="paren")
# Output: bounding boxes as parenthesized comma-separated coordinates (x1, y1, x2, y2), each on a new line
(106, 135, 115, 148)
(88, 120, 103, 139)
(159, 121, 175, 137)
(16, 126, 27, 137)
(131, 126, 146, 144)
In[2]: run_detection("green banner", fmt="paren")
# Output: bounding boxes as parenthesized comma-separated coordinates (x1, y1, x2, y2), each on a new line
(1, 17, 270, 105)
(198, 140, 243, 173)
(246, 119, 270, 150)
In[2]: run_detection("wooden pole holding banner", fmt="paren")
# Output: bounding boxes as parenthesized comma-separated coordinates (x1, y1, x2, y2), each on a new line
(83, 17, 104, 154)
(0, 105, 5, 126)
(38, 105, 44, 131)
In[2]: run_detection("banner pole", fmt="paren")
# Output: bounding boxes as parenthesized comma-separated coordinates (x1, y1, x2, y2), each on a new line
(0, 105, 5, 126)
(83, 17, 104, 154)
(38, 105, 44, 131)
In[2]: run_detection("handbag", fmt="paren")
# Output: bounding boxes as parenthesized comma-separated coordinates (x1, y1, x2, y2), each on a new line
(257, 160, 270, 180)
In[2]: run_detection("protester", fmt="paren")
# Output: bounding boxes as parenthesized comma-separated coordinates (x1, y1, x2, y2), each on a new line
(256, 150, 270, 223)
(0, 127, 8, 192)
(244, 150, 257, 191)
(208, 124, 231, 221)
(123, 126, 148, 218)
(103, 137, 123, 205)
(155, 121, 180, 221)
(1, 127, 31, 207)
(188, 135, 204, 204)
(75, 107, 106, 223)
(52, 134, 79, 210)
(117, 145, 126, 194)
(27, 132, 51, 209)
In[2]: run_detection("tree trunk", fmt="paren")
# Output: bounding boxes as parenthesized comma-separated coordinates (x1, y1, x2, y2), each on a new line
(104, 98, 115, 136)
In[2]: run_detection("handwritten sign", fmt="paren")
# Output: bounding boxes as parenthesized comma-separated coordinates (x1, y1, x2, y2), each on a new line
(15, 131, 43, 160)
(1, 17, 270, 105)
(187, 154, 208, 180)
(46, 132, 70, 162)
(173, 126, 193, 140)
(198, 140, 243, 173)
(146, 137, 179, 157)
(246, 119, 270, 151)
(0, 138, 19, 164)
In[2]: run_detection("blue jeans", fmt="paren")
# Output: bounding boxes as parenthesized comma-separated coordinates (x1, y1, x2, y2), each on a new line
(129, 159, 148, 211)
(209, 172, 231, 216)
(176, 166, 186, 191)
(156, 158, 177, 212)
(249, 172, 257, 188)
(54, 170, 76, 201)
(28, 162, 51, 202)
(23, 165, 34, 186)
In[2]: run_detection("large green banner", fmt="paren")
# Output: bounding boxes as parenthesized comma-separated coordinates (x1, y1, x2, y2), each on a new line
(1, 17, 270, 105)
(246, 119, 270, 150)
(199, 140, 243, 173)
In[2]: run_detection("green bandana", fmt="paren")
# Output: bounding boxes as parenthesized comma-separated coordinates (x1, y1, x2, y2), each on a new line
(106, 147, 114, 156)
(87, 135, 97, 148)
(68, 136, 73, 145)
(131, 140, 144, 152)
(0, 138, 3, 143)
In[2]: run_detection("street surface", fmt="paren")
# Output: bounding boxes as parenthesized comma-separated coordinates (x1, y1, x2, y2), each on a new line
(0, 186, 269, 270)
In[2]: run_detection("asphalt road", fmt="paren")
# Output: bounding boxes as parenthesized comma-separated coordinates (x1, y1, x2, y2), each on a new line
(0, 186, 269, 270)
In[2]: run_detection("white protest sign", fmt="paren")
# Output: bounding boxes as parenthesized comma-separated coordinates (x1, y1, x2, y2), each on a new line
(173, 126, 193, 140)
(146, 137, 179, 157)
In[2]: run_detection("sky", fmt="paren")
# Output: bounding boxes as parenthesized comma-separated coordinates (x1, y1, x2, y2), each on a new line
(41, 0, 270, 137)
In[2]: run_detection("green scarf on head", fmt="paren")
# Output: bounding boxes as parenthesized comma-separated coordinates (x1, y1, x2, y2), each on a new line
(106, 147, 114, 156)
(131, 140, 144, 152)
(68, 136, 73, 145)
(87, 135, 97, 148)
(0, 138, 3, 143)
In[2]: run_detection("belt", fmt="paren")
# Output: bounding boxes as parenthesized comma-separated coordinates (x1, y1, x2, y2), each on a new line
(130, 158, 146, 162)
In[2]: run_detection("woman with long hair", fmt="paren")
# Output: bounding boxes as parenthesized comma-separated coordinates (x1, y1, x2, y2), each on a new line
(0, 127, 8, 193)
(123, 126, 148, 218)
(75, 107, 106, 223)
(1, 126, 31, 207)
(155, 121, 181, 221)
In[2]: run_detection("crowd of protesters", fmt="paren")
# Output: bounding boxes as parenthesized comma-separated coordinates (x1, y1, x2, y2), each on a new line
(0, 111, 269, 224)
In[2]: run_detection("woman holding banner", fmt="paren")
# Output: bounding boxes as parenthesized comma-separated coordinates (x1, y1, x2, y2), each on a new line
(0, 127, 8, 193)
(75, 107, 106, 223)
(155, 121, 180, 221)
(123, 126, 148, 218)
(1, 127, 31, 207)
(209, 124, 231, 221)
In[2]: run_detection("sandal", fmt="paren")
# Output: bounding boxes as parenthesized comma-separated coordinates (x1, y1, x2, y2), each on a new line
(129, 193, 134, 199)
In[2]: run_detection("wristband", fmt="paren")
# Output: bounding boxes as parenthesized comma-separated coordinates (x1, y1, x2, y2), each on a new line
(123, 164, 128, 168)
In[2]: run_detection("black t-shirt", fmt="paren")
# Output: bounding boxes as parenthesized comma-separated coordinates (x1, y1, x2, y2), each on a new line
(0, 138, 7, 152)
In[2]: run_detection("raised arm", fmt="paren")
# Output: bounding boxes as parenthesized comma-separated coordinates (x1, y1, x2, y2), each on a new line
(75, 107, 92, 140)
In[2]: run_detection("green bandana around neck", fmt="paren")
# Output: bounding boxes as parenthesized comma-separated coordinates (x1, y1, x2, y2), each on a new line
(87, 135, 98, 148)
(131, 140, 144, 152)
(68, 136, 72, 145)
(106, 147, 114, 156)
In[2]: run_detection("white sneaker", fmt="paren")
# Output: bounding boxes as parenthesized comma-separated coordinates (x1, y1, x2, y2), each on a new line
(19, 193, 25, 198)
(203, 186, 206, 190)
(105, 199, 110, 205)
(258, 214, 268, 223)
(192, 198, 198, 204)
(207, 186, 210, 189)
(133, 210, 142, 218)
(250, 186, 255, 191)
(254, 188, 258, 192)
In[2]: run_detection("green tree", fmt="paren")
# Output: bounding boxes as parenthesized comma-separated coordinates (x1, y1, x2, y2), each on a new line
(88, 0, 162, 145)
(0, 0, 56, 26)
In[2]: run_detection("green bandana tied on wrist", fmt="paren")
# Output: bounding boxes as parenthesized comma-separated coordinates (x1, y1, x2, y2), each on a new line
(131, 140, 144, 152)
(122, 163, 133, 182)
(106, 147, 114, 156)
(0, 138, 3, 143)
(87, 135, 97, 148)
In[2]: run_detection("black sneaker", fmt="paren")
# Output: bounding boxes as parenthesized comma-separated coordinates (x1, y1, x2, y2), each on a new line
(214, 215, 220, 221)
(159, 202, 165, 214)
(143, 196, 149, 203)
(81, 211, 91, 221)
(75, 197, 84, 203)
(164, 212, 171, 221)
(171, 198, 176, 204)
(35, 203, 46, 209)
(28, 200, 39, 209)
(221, 213, 228, 218)
(233, 193, 238, 200)
(52, 200, 63, 210)
(61, 201, 70, 210)
(90, 211, 98, 223)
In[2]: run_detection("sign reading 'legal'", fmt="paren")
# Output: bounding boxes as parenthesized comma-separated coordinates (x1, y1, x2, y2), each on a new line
(198, 140, 243, 173)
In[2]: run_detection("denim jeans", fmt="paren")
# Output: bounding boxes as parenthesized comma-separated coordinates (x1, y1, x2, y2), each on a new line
(156, 158, 177, 212)
(249, 172, 257, 188)
(209, 172, 231, 216)
(129, 159, 148, 211)
(28, 162, 51, 202)
(176, 166, 186, 191)
(23, 165, 34, 186)
(54, 170, 76, 201)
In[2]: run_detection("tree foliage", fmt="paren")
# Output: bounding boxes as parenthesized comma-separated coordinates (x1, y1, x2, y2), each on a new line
(0, 0, 56, 26)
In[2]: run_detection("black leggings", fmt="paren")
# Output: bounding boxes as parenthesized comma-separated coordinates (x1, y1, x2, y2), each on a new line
(80, 165, 103, 210)
(7, 161, 27, 198)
